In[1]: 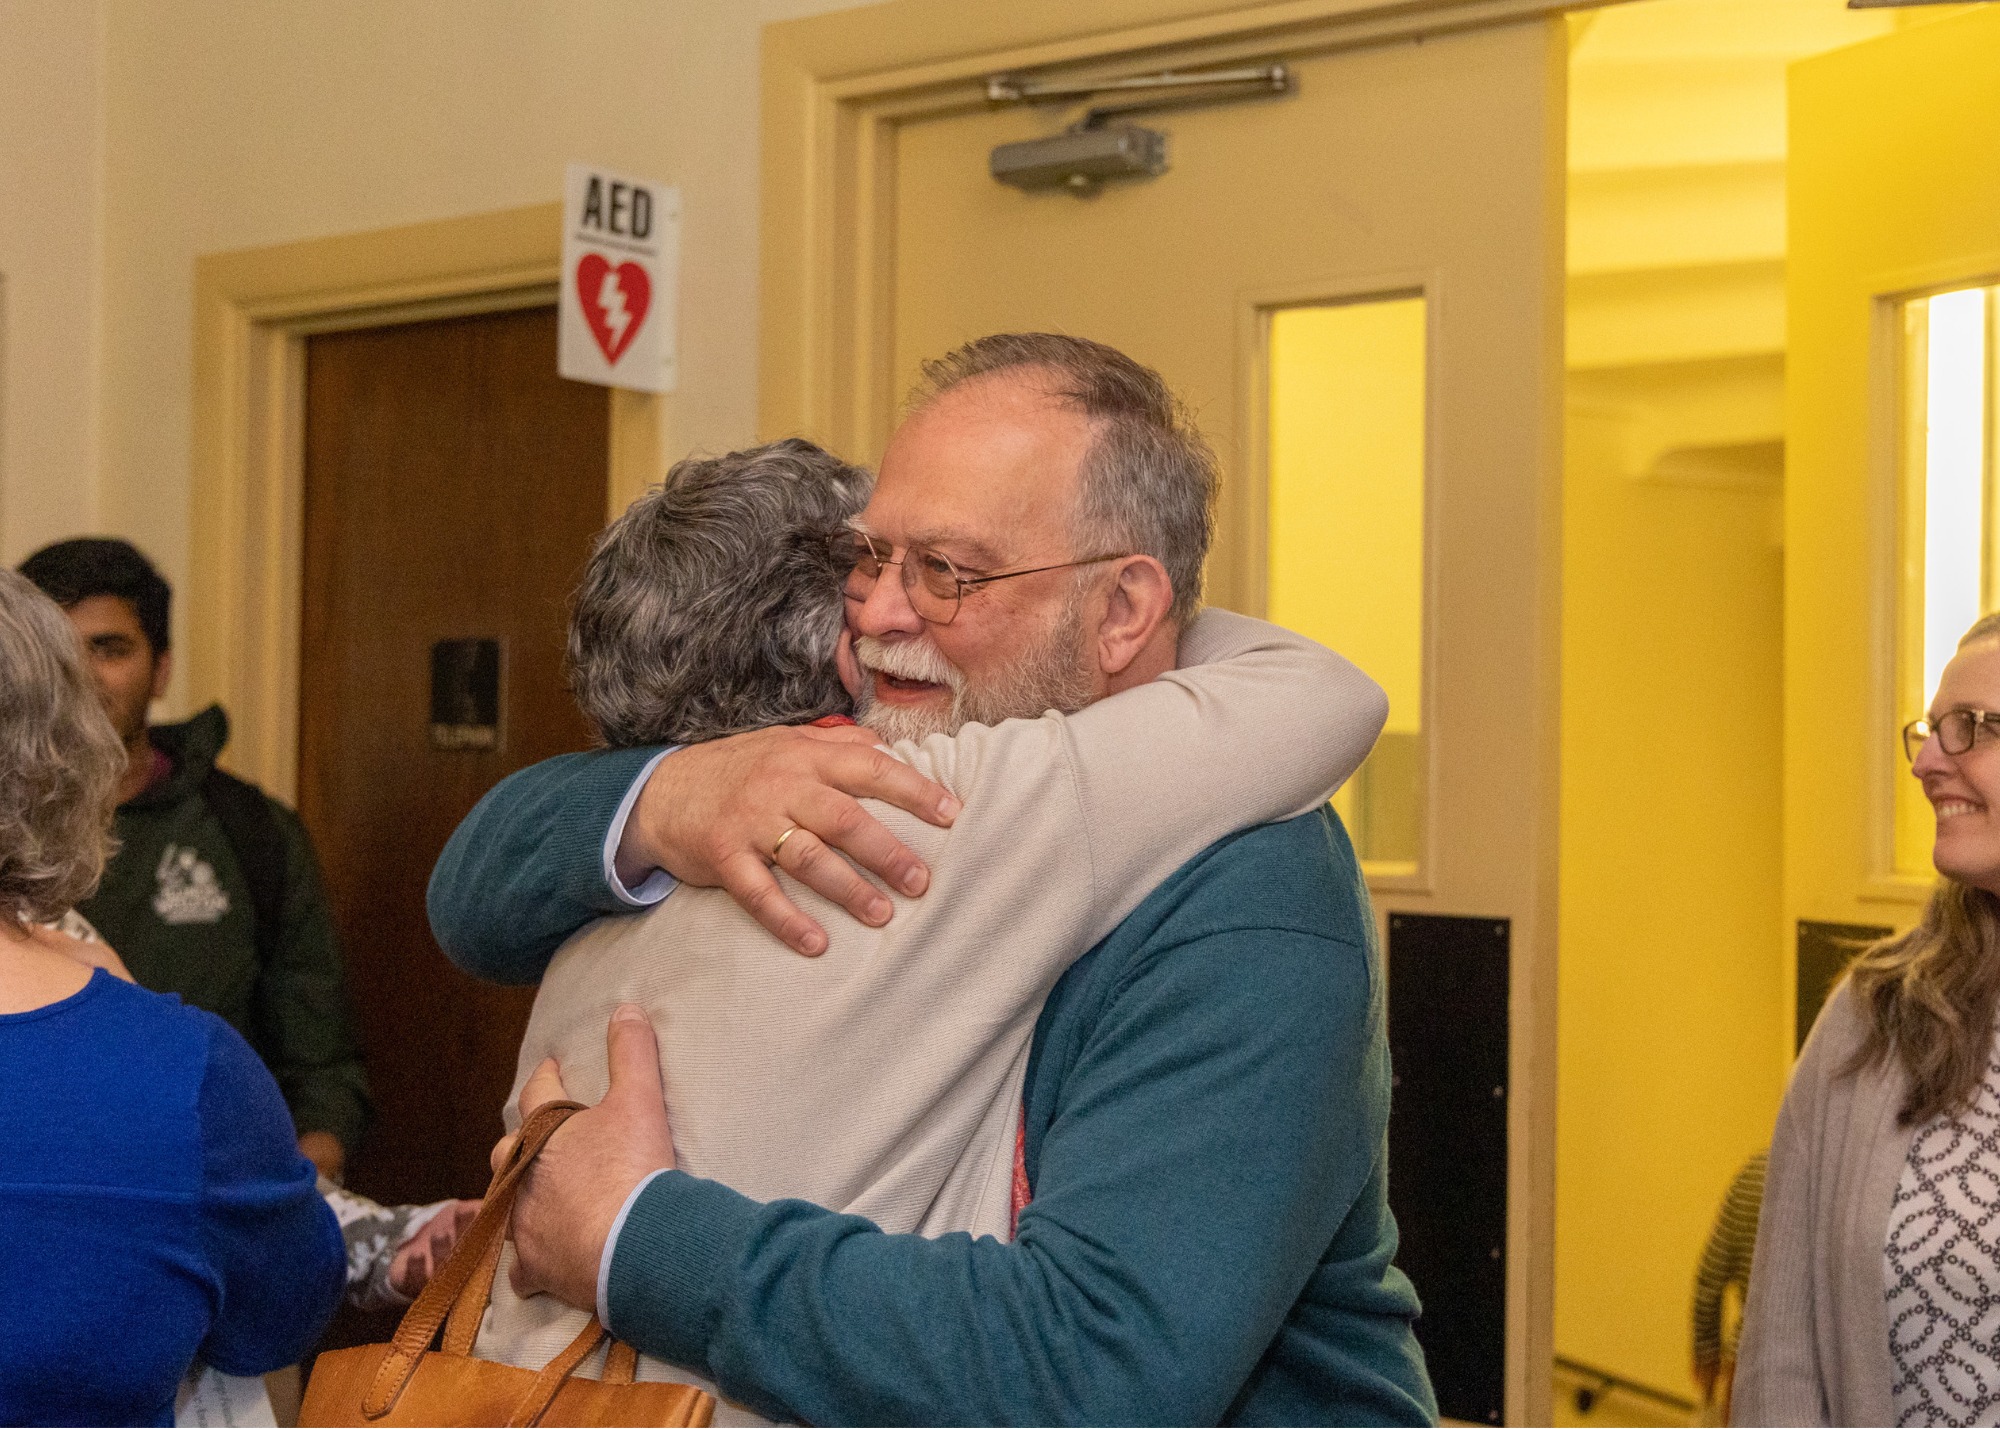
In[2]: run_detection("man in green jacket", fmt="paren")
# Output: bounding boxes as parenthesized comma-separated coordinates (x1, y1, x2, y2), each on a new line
(22, 538, 370, 1179)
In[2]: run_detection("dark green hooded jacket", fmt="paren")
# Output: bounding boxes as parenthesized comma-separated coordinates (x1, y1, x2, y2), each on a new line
(77, 704, 371, 1152)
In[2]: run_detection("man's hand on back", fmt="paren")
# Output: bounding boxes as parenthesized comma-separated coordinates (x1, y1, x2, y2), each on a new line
(499, 1005, 677, 1311)
(617, 724, 961, 956)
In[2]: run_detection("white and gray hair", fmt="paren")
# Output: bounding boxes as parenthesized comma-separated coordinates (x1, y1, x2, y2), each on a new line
(0, 568, 125, 924)
(909, 333, 1218, 628)
(568, 438, 873, 747)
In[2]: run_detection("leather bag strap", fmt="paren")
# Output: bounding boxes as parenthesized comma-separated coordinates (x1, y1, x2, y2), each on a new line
(362, 1100, 585, 1420)
(604, 1338, 639, 1385)
(505, 1319, 610, 1428)
(440, 1213, 507, 1357)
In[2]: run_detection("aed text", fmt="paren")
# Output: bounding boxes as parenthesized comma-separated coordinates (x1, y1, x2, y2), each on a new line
(580, 177, 652, 240)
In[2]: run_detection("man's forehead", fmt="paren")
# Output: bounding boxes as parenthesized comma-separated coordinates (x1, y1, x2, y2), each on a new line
(886, 522, 1007, 567)
(64, 593, 146, 635)
(868, 377, 1087, 550)
(859, 490, 1047, 567)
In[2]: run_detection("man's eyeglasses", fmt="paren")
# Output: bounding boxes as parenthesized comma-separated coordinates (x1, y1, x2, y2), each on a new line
(826, 529, 1132, 626)
(1902, 708, 2000, 762)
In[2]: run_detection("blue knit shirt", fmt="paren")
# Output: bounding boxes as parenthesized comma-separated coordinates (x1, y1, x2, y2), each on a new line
(0, 970, 344, 1426)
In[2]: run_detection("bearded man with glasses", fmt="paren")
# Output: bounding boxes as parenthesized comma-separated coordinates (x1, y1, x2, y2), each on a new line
(823, 528, 1132, 745)
(427, 333, 1437, 1425)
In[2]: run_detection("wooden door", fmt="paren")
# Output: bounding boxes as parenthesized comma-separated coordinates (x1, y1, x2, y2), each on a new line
(298, 304, 608, 1207)
(763, 7, 1565, 1419)
(1785, 8, 2000, 1030)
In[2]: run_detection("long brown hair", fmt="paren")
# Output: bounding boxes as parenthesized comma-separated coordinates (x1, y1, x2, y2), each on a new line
(1847, 613, 2000, 1124)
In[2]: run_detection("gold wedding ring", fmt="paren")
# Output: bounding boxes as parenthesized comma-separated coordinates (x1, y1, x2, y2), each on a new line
(772, 825, 802, 863)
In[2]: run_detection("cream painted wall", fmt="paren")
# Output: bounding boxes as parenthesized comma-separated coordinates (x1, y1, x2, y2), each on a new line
(79, 0, 873, 712)
(0, 0, 104, 565)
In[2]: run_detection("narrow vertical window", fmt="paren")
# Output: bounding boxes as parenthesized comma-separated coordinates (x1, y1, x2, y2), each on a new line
(1923, 288, 1988, 700)
(1267, 295, 1427, 873)
(1897, 284, 1996, 875)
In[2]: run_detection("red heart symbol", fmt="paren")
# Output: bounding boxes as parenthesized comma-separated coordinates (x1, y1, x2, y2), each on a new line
(575, 254, 651, 365)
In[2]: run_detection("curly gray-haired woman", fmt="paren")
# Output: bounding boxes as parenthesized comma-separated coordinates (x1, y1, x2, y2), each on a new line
(0, 568, 128, 964)
(0, 568, 345, 1426)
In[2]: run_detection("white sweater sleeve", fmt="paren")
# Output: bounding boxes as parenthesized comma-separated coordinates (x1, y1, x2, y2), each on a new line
(897, 609, 1386, 948)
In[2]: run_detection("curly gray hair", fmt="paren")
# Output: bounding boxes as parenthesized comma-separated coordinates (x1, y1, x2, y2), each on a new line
(0, 569, 125, 924)
(569, 438, 873, 747)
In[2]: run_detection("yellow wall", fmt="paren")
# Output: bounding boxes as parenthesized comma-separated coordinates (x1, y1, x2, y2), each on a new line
(1, 0, 875, 715)
(1554, 0, 1894, 1405)
(1267, 299, 1426, 734)
(1786, 7, 2000, 955)
(1556, 404, 1786, 1399)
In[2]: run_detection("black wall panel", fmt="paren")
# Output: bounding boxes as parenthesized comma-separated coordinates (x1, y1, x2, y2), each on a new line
(1795, 919, 1890, 1053)
(1387, 912, 1509, 1426)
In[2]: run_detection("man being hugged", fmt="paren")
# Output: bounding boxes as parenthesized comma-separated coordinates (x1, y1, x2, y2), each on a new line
(429, 334, 1436, 1426)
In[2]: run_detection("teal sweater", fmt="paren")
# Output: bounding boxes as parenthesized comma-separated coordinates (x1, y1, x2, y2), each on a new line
(428, 751, 1434, 1426)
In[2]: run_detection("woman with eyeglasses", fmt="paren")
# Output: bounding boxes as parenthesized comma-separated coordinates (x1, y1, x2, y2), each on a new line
(1736, 610, 2000, 1426)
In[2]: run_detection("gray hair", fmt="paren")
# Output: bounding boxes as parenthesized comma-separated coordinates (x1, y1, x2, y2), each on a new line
(0, 569, 125, 924)
(910, 333, 1218, 627)
(568, 438, 873, 747)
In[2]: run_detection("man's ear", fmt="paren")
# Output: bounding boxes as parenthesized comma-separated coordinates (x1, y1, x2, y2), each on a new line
(150, 649, 173, 703)
(1094, 556, 1174, 679)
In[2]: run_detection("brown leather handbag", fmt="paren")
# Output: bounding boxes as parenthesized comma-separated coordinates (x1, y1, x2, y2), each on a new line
(300, 1100, 714, 1428)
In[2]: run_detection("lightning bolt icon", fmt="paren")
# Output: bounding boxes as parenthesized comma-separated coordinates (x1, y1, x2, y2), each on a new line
(596, 269, 632, 351)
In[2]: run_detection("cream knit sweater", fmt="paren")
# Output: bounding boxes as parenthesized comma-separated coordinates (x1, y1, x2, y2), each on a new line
(475, 611, 1387, 1404)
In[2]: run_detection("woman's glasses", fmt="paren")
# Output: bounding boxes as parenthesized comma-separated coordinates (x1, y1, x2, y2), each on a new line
(1902, 708, 2000, 762)
(826, 529, 1130, 626)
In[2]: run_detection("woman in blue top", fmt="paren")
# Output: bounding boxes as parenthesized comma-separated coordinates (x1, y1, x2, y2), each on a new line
(0, 568, 344, 1427)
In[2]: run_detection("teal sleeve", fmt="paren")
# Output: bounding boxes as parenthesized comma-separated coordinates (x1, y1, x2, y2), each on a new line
(255, 803, 372, 1153)
(426, 747, 666, 985)
(606, 923, 1424, 1426)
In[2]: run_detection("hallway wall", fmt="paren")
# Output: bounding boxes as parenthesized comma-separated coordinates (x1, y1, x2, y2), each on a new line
(26, 0, 873, 712)
(1554, 0, 1894, 1403)
(1556, 404, 1786, 1398)
(0, 0, 104, 565)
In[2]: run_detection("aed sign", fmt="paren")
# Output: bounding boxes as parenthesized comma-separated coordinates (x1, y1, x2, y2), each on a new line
(559, 162, 679, 393)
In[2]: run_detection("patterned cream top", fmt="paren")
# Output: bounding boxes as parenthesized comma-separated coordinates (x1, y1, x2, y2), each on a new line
(1886, 1037, 2000, 1427)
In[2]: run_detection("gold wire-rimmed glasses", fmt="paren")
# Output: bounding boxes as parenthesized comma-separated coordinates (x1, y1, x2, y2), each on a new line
(826, 529, 1132, 626)
(1903, 708, 2000, 763)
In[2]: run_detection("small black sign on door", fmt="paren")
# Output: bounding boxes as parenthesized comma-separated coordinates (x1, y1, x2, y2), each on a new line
(430, 638, 502, 751)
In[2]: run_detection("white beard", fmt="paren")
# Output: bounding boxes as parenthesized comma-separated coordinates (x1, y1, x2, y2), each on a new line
(853, 591, 1096, 742)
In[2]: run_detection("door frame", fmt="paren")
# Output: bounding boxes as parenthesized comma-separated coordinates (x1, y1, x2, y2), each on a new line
(187, 204, 661, 801)
(760, 2, 1585, 1421)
